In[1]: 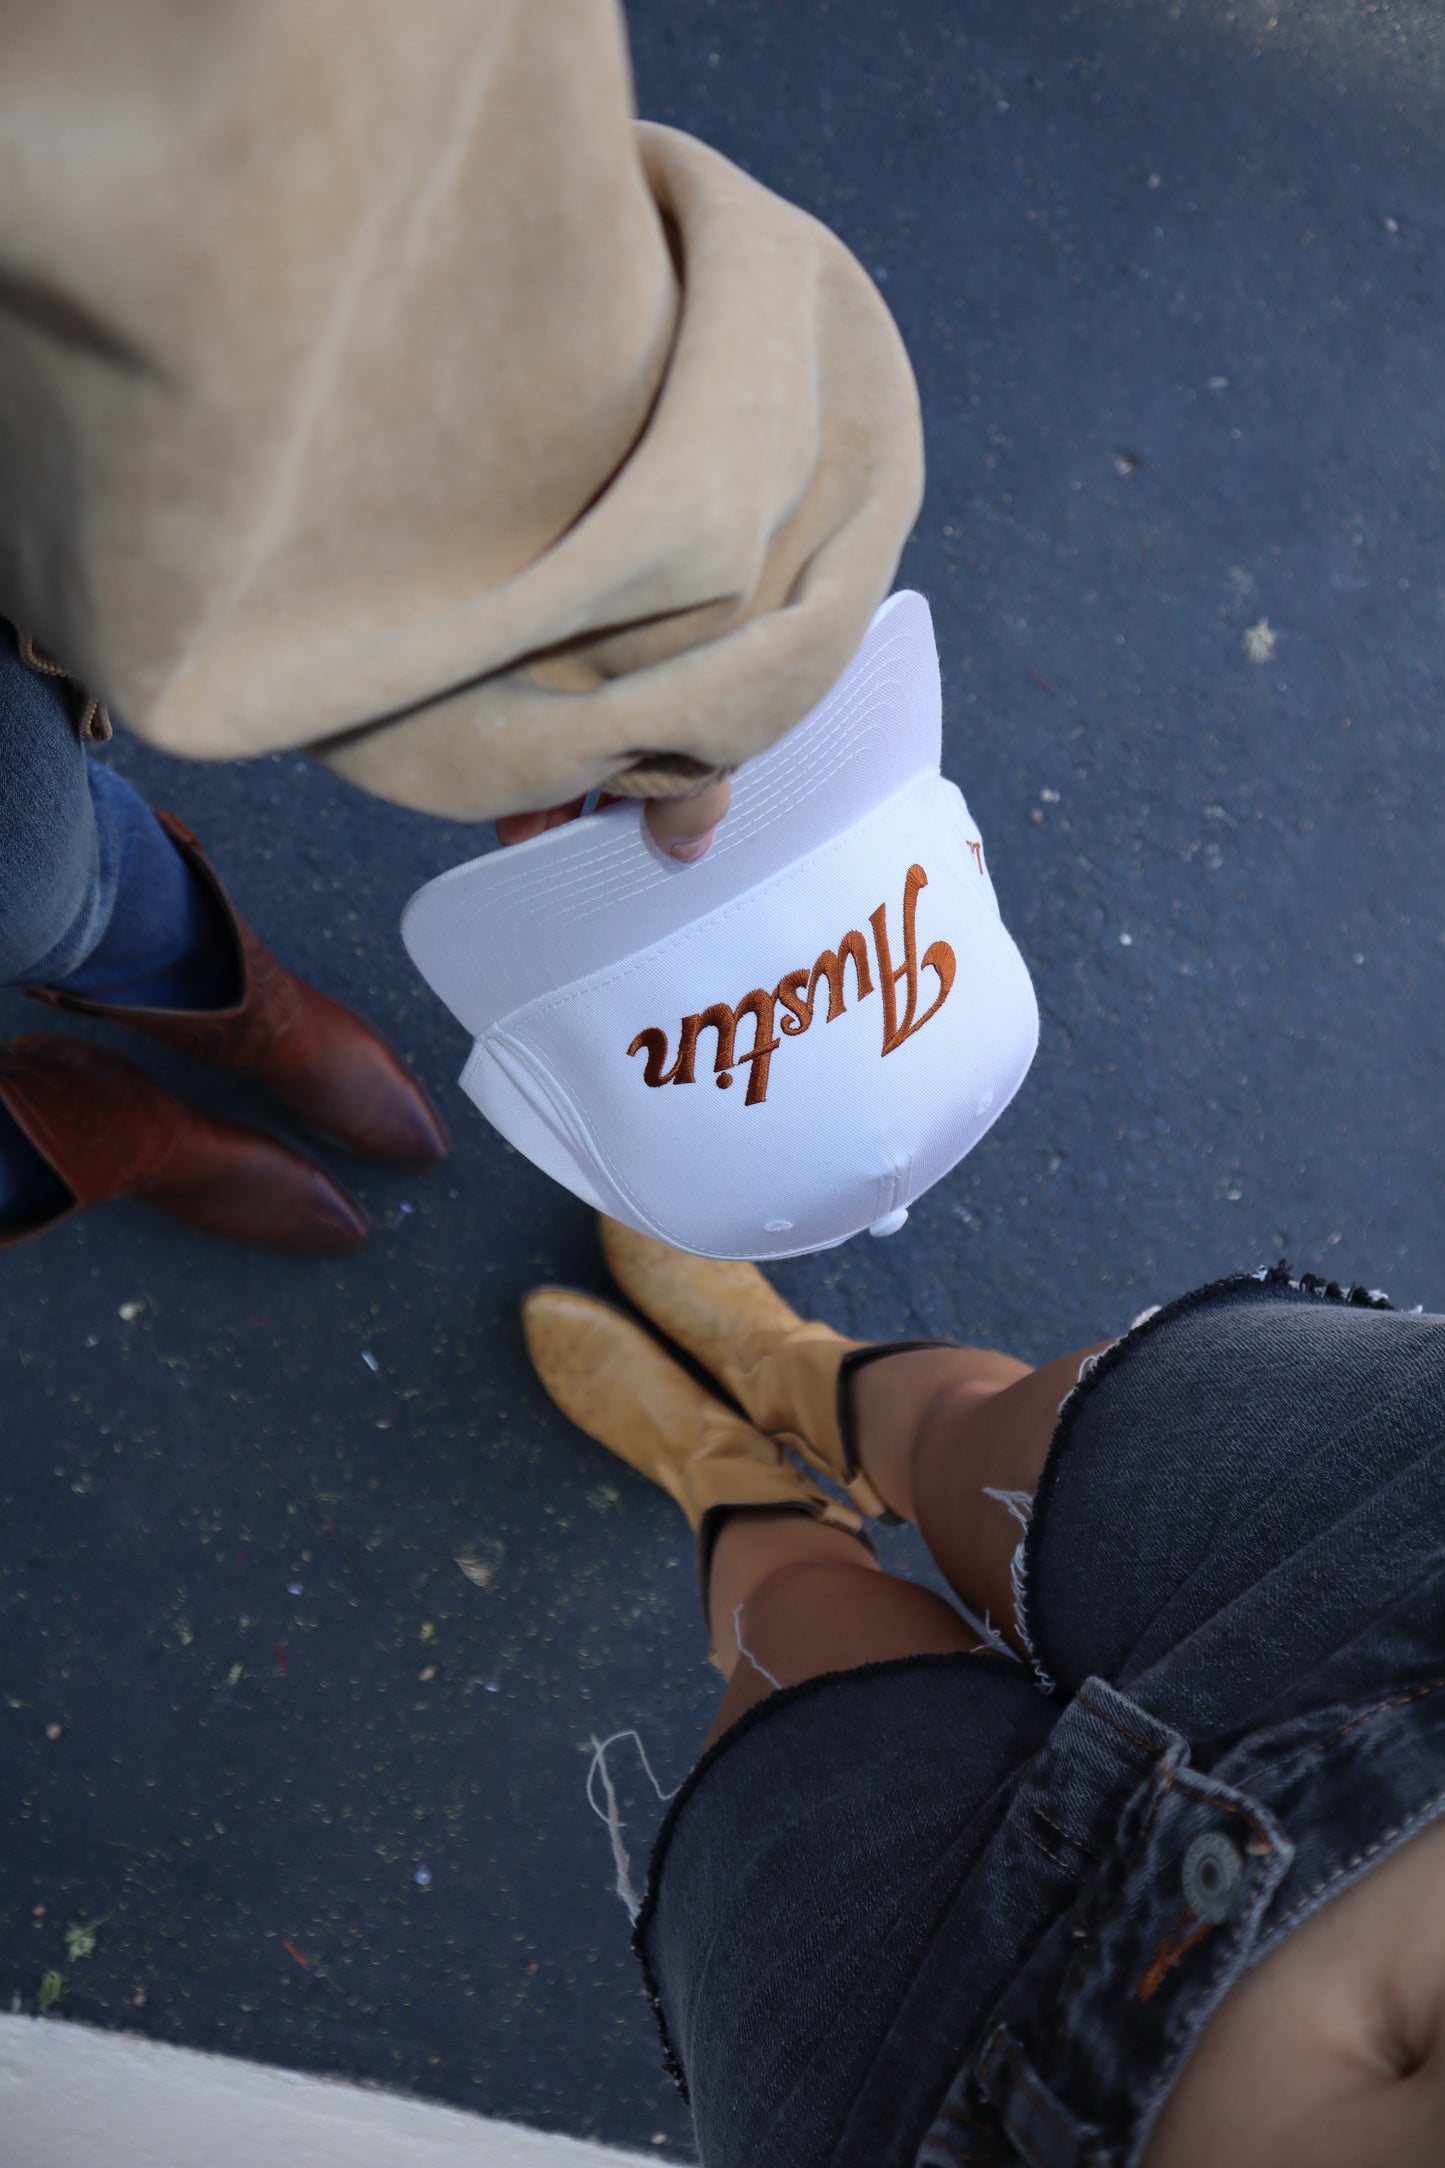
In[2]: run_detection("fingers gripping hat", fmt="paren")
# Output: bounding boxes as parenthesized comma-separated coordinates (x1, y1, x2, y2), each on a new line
(402, 592, 1038, 1260)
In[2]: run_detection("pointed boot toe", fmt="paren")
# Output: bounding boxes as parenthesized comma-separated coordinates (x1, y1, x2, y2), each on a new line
(27, 812, 450, 1169)
(0, 1036, 370, 1254)
(149, 1133, 372, 1253)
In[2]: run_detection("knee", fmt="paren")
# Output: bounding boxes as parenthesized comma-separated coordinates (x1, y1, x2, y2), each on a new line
(738, 1554, 878, 1642)
(911, 1375, 1010, 1481)
(0, 664, 98, 984)
(0, 806, 99, 984)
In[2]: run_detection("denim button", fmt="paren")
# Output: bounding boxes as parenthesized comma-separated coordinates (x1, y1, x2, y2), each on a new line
(1182, 1830, 1245, 1922)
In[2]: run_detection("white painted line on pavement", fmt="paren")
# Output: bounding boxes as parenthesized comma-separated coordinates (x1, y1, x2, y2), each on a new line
(0, 2015, 686, 2168)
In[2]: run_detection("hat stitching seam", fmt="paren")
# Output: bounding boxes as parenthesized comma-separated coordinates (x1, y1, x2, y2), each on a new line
(486, 775, 985, 1031)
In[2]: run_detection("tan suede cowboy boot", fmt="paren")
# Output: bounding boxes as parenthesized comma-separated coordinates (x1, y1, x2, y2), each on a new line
(522, 1287, 867, 1662)
(599, 1217, 956, 1521)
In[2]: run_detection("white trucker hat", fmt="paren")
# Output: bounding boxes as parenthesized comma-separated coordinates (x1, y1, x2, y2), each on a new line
(402, 592, 1038, 1260)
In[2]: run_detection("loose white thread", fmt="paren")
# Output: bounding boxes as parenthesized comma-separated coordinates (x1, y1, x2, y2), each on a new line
(1054, 1327, 1132, 1424)
(733, 1601, 783, 1690)
(586, 1730, 680, 1923)
(969, 1607, 1017, 1659)
(981, 1486, 1057, 1697)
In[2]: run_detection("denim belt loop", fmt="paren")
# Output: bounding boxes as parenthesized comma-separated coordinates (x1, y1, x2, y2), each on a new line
(919, 1677, 1295, 2168)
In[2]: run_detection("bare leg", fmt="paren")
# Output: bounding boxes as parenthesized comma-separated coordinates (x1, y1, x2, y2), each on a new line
(847, 1344, 1033, 1519)
(699, 1333, 1116, 1747)
(849, 1339, 1113, 1648)
(704, 1513, 979, 1748)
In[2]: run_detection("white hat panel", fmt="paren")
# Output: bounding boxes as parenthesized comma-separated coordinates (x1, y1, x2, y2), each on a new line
(471, 774, 1038, 1259)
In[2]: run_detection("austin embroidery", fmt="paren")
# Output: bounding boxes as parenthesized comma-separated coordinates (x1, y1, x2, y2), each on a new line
(627, 862, 956, 1107)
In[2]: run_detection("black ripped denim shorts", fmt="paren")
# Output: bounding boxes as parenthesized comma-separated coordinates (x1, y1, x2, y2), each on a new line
(634, 1267, 1445, 2167)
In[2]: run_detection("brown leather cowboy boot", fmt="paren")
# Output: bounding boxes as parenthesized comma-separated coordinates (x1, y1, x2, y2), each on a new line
(522, 1286, 867, 1663)
(0, 1037, 370, 1252)
(599, 1216, 960, 1521)
(27, 812, 448, 1168)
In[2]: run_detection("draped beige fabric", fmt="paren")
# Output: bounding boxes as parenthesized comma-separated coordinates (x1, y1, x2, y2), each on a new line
(0, 0, 922, 819)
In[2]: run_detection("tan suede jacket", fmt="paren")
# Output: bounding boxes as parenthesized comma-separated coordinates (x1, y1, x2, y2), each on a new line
(0, 0, 922, 819)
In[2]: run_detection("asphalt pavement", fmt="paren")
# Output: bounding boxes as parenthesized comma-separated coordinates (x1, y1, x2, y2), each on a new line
(4, 1, 1444, 2153)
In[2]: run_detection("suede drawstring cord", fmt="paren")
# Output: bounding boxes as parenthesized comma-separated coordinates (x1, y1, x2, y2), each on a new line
(604, 752, 733, 800)
(17, 630, 112, 744)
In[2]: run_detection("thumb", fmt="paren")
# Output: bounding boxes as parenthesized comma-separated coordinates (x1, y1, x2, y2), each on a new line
(643, 776, 732, 864)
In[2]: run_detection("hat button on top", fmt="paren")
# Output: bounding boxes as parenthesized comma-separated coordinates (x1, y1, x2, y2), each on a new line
(869, 1207, 910, 1238)
(1181, 1830, 1246, 1923)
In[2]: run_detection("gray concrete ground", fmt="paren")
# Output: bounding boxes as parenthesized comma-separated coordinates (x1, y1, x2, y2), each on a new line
(3, 1, 1444, 2153)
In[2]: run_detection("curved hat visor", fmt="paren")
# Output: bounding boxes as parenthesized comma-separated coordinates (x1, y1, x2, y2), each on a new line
(403, 592, 1038, 1258)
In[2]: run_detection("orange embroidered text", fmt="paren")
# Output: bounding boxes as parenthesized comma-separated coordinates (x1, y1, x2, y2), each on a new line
(627, 862, 955, 1107)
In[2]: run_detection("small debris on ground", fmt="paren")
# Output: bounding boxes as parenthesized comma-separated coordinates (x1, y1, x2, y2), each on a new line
(418, 1665, 436, 1682)
(455, 1547, 498, 1590)
(361, 1349, 380, 1372)
(118, 1300, 144, 1322)
(414, 1867, 433, 1888)
(44, 1723, 62, 1741)
(1113, 451, 1142, 476)
(31, 1904, 45, 1920)
(1243, 617, 1276, 662)
(281, 1939, 309, 1970)
(420, 1620, 436, 1642)
(64, 1916, 109, 1963)
(1040, 788, 1060, 803)
(37, 1972, 63, 2013)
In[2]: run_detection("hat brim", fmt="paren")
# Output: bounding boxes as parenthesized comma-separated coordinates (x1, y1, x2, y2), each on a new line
(402, 591, 943, 1039)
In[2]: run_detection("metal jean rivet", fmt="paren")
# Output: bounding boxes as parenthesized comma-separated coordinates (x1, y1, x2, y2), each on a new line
(1182, 1830, 1245, 1923)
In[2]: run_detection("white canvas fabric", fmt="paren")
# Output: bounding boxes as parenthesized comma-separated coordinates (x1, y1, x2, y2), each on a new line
(402, 593, 1038, 1259)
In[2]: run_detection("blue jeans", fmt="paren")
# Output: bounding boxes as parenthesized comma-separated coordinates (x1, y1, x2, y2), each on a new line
(0, 619, 229, 1001)
(0, 621, 233, 1218)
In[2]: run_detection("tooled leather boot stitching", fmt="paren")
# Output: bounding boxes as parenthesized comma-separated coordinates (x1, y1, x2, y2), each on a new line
(0, 1037, 370, 1252)
(27, 812, 449, 1168)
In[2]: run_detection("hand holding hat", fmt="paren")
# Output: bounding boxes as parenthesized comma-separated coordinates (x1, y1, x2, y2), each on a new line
(405, 594, 1038, 1260)
(496, 777, 733, 865)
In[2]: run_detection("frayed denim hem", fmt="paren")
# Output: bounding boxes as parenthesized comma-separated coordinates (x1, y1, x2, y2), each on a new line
(1021, 1259, 1394, 1701)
